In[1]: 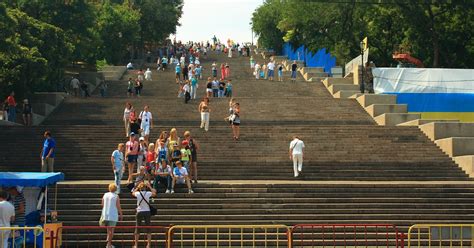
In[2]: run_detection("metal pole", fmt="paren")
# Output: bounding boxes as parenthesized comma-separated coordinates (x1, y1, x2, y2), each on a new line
(360, 44, 365, 94)
(44, 186, 48, 225)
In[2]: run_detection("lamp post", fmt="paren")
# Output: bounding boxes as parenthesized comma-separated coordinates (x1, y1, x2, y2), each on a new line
(360, 41, 365, 94)
(250, 22, 254, 46)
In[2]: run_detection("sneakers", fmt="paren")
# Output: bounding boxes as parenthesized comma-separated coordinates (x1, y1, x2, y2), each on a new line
(165, 189, 171, 194)
(188, 189, 194, 194)
(170, 189, 175, 194)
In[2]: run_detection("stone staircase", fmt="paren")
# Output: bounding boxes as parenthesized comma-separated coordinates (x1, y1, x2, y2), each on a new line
(1, 51, 474, 246)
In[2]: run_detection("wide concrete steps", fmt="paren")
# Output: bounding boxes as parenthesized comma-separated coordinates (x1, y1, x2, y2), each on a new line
(53, 182, 474, 228)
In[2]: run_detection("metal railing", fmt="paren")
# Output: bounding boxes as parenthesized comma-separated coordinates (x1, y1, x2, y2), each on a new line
(408, 224, 474, 248)
(167, 224, 290, 248)
(291, 224, 405, 248)
(57, 225, 169, 248)
(0, 226, 43, 248)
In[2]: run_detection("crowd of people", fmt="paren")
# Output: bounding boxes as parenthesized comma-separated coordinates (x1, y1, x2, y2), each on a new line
(251, 58, 299, 82)
(2, 92, 33, 126)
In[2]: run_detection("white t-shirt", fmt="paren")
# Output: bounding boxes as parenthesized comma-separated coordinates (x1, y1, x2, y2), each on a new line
(102, 192, 119, 221)
(183, 84, 190, 93)
(134, 191, 152, 212)
(0, 200, 15, 227)
(123, 108, 131, 120)
(140, 111, 152, 127)
(289, 139, 305, 155)
(145, 70, 152, 79)
(267, 62, 275, 70)
(71, 78, 80, 89)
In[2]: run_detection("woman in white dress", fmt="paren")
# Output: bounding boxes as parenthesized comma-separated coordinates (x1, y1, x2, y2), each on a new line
(100, 183, 123, 248)
(124, 103, 133, 137)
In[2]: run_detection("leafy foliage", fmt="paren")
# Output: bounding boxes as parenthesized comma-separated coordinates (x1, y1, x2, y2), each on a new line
(0, 0, 182, 98)
(252, 0, 474, 68)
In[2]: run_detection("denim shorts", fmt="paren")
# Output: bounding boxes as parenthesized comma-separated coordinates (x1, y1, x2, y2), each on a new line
(127, 155, 138, 163)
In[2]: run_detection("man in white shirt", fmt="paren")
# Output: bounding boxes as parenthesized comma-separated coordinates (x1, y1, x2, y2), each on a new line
(139, 105, 153, 143)
(289, 136, 305, 177)
(267, 61, 276, 81)
(0, 190, 15, 248)
(70, 77, 80, 97)
(144, 68, 152, 81)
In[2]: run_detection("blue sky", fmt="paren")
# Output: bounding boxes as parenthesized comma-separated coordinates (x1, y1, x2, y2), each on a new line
(174, 0, 263, 43)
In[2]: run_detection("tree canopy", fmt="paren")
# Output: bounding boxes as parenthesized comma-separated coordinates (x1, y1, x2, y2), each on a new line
(252, 0, 474, 68)
(0, 0, 183, 98)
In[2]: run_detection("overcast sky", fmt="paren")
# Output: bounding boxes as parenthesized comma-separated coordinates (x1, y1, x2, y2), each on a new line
(174, 0, 263, 43)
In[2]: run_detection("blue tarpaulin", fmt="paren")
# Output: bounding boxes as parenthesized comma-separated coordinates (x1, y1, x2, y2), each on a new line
(0, 172, 64, 187)
(282, 43, 337, 74)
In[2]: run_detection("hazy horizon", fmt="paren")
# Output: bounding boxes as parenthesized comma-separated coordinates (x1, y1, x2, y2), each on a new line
(174, 0, 263, 44)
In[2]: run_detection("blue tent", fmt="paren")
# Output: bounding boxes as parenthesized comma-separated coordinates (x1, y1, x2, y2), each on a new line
(0, 172, 64, 187)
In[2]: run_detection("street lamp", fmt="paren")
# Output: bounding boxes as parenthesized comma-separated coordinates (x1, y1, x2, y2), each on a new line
(360, 41, 365, 94)
(249, 22, 254, 46)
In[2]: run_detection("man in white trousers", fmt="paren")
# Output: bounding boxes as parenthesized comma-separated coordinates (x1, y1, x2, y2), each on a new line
(289, 136, 305, 177)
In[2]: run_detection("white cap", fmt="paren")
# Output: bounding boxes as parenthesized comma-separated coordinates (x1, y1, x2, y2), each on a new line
(139, 137, 145, 141)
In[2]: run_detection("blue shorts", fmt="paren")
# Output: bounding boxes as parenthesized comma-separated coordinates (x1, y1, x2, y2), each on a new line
(278, 71, 283, 77)
(291, 71, 297, 79)
(268, 70, 274, 77)
(127, 155, 138, 163)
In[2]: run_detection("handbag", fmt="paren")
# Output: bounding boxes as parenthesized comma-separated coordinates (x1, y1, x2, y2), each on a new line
(139, 191, 157, 216)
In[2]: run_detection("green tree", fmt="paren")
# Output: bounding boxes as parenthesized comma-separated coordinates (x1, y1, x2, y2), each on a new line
(251, 0, 286, 52)
(0, 4, 73, 98)
(11, 0, 100, 64)
(96, 2, 141, 65)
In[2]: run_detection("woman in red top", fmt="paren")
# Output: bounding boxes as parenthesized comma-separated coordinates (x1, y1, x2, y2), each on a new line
(146, 143, 156, 181)
(220, 63, 226, 80)
(225, 63, 231, 79)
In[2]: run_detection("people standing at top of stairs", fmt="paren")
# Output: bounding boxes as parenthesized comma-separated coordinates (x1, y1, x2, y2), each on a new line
(267, 60, 275, 81)
(363, 61, 375, 94)
(262, 64, 267, 80)
(289, 136, 305, 177)
(144, 68, 152, 81)
(199, 97, 210, 132)
(41, 130, 56, 172)
(70, 77, 80, 97)
(100, 183, 123, 248)
(22, 99, 32, 126)
(254, 63, 261, 80)
(175, 63, 181, 83)
(278, 64, 284, 82)
(291, 61, 298, 82)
